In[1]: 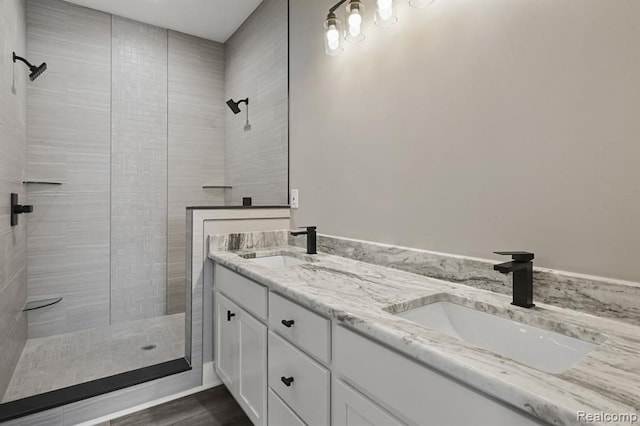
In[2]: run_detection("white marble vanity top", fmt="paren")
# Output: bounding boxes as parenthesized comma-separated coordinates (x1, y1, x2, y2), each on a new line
(209, 245, 640, 425)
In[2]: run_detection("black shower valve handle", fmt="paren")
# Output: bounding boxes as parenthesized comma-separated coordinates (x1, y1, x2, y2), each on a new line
(13, 204, 33, 214)
(10, 193, 33, 227)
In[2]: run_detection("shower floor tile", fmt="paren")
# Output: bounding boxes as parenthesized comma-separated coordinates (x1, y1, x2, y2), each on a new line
(2, 313, 185, 403)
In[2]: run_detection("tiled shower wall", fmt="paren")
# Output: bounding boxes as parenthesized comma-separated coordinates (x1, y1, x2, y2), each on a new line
(25, 0, 225, 337)
(110, 16, 169, 323)
(167, 32, 225, 315)
(224, 0, 289, 206)
(0, 0, 28, 399)
(26, 0, 111, 338)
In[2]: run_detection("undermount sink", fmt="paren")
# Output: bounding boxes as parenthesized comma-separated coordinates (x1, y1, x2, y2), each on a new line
(395, 299, 601, 374)
(248, 255, 308, 269)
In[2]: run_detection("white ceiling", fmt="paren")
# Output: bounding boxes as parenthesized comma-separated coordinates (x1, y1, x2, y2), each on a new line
(64, 0, 263, 43)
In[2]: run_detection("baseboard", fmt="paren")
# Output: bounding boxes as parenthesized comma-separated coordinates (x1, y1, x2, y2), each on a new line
(78, 362, 222, 426)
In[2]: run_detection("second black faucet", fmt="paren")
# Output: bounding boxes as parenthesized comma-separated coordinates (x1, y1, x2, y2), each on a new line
(493, 251, 535, 308)
(291, 226, 317, 254)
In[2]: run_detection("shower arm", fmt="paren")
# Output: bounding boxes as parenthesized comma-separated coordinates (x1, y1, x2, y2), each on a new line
(13, 52, 35, 69)
(329, 0, 348, 13)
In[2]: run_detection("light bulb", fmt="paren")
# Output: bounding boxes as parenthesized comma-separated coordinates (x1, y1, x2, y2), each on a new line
(348, 9, 362, 37)
(375, 0, 397, 26)
(410, 0, 434, 8)
(324, 15, 343, 55)
(379, 6, 392, 20)
(326, 25, 339, 45)
(326, 24, 339, 50)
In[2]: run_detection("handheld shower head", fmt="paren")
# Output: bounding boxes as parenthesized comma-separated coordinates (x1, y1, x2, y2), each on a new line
(226, 98, 248, 114)
(13, 52, 47, 81)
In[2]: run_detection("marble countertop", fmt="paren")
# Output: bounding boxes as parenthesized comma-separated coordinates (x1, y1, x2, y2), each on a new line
(208, 246, 640, 425)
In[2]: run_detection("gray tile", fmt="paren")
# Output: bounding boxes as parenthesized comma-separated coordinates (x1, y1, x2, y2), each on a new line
(224, 0, 289, 207)
(167, 31, 226, 314)
(26, 0, 111, 337)
(3, 314, 185, 402)
(0, 0, 28, 400)
(110, 16, 169, 323)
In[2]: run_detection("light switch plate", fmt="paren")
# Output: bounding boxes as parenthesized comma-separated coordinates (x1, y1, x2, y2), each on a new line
(290, 189, 299, 209)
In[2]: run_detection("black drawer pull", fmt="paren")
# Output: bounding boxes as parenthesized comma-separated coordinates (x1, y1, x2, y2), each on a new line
(227, 310, 236, 321)
(281, 319, 295, 328)
(281, 376, 294, 387)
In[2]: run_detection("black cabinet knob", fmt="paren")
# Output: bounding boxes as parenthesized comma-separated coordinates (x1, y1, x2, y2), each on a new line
(281, 319, 295, 328)
(227, 310, 236, 321)
(281, 376, 294, 387)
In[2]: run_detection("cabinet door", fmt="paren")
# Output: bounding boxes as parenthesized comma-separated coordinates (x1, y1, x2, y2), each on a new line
(333, 379, 405, 426)
(215, 292, 239, 392)
(269, 389, 306, 426)
(237, 309, 268, 426)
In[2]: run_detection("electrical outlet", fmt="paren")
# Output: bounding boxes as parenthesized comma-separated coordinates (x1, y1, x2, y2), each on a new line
(290, 189, 299, 209)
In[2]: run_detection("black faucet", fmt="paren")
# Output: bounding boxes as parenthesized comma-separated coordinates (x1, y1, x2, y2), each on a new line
(493, 251, 535, 308)
(291, 226, 317, 254)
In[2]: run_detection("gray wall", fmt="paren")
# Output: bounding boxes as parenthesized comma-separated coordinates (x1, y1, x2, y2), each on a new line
(224, 0, 288, 206)
(26, 0, 111, 338)
(0, 0, 28, 399)
(289, 0, 640, 281)
(25, 0, 226, 335)
(110, 16, 168, 323)
(167, 32, 225, 315)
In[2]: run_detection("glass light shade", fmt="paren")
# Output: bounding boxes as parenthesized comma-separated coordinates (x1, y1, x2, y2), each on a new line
(324, 14, 344, 55)
(409, 0, 435, 8)
(375, 0, 397, 27)
(345, 0, 365, 43)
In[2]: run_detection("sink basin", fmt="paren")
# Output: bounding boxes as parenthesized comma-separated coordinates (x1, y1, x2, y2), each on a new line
(249, 255, 308, 269)
(395, 301, 599, 373)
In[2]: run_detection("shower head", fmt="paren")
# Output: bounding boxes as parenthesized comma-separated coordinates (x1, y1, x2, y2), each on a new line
(226, 98, 248, 114)
(28, 62, 47, 81)
(13, 52, 47, 81)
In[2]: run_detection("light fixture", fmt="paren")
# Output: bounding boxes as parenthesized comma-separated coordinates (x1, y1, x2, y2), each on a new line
(323, 0, 434, 56)
(345, 0, 365, 43)
(409, 0, 435, 8)
(375, 0, 397, 27)
(324, 12, 344, 55)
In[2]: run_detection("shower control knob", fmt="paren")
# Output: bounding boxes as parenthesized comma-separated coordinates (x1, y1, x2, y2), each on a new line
(13, 204, 33, 214)
(10, 193, 33, 227)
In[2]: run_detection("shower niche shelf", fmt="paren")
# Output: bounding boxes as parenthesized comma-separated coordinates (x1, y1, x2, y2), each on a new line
(23, 297, 63, 312)
(23, 180, 64, 185)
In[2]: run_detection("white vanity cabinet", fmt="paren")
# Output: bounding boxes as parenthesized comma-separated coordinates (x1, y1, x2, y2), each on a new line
(214, 264, 544, 426)
(332, 378, 404, 426)
(333, 326, 543, 426)
(214, 265, 268, 426)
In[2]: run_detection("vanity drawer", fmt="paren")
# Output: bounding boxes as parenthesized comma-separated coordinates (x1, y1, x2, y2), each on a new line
(268, 389, 305, 426)
(334, 326, 542, 426)
(268, 331, 330, 426)
(215, 264, 267, 320)
(269, 292, 331, 364)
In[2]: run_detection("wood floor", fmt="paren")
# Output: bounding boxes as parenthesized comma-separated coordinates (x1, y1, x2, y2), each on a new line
(106, 386, 252, 426)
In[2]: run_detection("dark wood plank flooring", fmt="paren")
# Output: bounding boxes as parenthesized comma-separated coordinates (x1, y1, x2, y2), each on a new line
(107, 385, 252, 426)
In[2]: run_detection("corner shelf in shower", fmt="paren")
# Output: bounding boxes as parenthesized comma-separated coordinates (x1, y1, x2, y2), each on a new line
(22, 180, 64, 185)
(23, 297, 63, 312)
